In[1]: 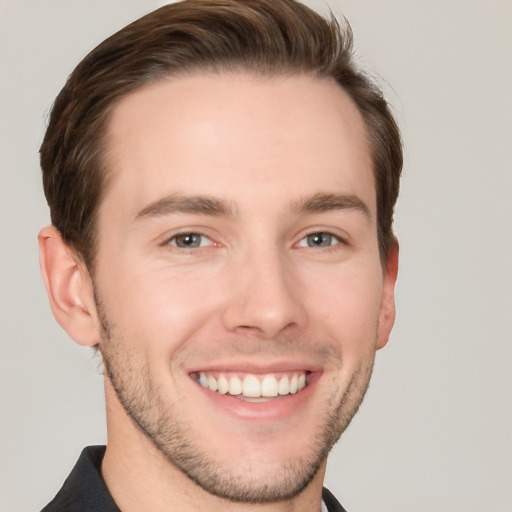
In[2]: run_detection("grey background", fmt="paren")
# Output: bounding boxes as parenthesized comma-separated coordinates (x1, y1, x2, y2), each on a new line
(1, 1, 511, 511)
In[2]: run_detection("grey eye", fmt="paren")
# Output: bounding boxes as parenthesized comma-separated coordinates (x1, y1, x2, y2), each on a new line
(305, 233, 334, 247)
(172, 233, 204, 248)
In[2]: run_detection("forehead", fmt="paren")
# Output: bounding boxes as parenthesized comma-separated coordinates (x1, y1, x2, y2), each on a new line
(102, 72, 374, 219)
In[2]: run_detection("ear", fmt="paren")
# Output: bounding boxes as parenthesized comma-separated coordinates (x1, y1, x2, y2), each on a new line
(38, 226, 101, 346)
(376, 239, 399, 350)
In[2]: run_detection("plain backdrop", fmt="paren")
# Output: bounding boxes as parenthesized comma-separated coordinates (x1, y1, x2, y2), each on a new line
(0, 1, 511, 511)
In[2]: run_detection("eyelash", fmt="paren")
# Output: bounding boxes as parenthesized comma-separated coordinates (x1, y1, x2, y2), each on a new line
(295, 231, 346, 249)
(164, 232, 214, 249)
(162, 230, 347, 252)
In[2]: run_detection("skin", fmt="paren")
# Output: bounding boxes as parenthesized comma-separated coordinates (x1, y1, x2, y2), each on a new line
(39, 73, 398, 512)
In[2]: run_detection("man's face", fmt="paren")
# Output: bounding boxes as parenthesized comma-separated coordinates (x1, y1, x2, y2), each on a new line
(91, 73, 397, 502)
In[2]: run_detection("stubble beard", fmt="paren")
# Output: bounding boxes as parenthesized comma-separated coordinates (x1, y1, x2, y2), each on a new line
(97, 298, 375, 504)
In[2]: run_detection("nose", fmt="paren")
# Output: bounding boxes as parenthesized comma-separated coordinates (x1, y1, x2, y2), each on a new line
(221, 248, 307, 339)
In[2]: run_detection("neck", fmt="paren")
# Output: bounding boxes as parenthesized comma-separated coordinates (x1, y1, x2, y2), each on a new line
(101, 378, 326, 512)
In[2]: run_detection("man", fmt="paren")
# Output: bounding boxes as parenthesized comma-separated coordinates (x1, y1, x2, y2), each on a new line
(38, 0, 402, 510)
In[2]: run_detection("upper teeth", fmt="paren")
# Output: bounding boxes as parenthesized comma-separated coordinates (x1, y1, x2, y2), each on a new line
(197, 372, 307, 398)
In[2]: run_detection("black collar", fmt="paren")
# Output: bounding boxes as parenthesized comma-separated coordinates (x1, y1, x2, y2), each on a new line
(41, 446, 120, 512)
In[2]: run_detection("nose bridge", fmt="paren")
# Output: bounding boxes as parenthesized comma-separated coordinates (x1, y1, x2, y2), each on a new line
(221, 241, 304, 338)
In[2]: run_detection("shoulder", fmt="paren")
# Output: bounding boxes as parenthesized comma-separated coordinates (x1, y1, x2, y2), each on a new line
(40, 446, 119, 512)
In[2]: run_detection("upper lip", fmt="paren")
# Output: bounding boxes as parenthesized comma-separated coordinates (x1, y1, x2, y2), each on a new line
(186, 358, 323, 375)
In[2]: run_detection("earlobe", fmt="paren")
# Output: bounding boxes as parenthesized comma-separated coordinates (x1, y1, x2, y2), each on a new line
(38, 226, 100, 346)
(376, 239, 399, 350)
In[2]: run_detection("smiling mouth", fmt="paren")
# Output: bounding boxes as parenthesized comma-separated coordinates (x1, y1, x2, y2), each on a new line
(192, 371, 309, 399)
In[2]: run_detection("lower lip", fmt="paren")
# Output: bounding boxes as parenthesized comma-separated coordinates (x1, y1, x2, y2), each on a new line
(193, 372, 322, 421)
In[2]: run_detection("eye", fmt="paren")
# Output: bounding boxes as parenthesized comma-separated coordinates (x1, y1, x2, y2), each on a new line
(167, 232, 213, 248)
(297, 232, 341, 248)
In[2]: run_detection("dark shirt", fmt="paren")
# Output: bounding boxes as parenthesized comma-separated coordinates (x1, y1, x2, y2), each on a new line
(41, 446, 347, 512)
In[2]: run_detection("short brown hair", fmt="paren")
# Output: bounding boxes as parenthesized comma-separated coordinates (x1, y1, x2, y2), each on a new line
(40, 0, 402, 270)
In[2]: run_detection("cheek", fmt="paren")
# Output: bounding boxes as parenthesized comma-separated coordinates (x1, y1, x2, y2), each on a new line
(307, 265, 383, 350)
(99, 265, 222, 354)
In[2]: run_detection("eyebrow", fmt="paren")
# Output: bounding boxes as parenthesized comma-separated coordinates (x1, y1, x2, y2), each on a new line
(135, 194, 237, 220)
(292, 192, 371, 218)
(135, 191, 370, 221)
